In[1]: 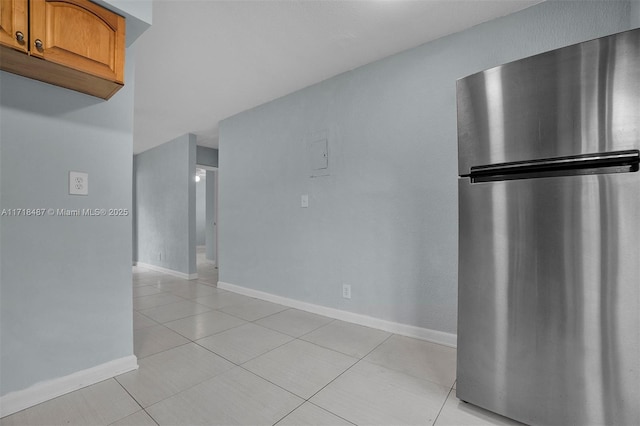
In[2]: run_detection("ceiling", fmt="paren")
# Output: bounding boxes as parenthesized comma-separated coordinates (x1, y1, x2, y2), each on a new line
(132, 0, 543, 154)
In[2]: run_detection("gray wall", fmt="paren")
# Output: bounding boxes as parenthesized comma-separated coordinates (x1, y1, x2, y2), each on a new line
(134, 134, 197, 276)
(132, 159, 137, 262)
(205, 170, 217, 263)
(196, 177, 206, 245)
(218, 0, 637, 335)
(98, 0, 152, 45)
(0, 51, 139, 396)
(196, 146, 219, 168)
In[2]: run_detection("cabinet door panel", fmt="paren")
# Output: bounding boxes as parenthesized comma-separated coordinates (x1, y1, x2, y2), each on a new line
(30, 0, 124, 83)
(0, 0, 27, 53)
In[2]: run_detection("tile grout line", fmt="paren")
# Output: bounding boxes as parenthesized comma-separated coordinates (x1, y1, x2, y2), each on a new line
(359, 335, 458, 391)
(192, 340, 246, 366)
(296, 332, 379, 359)
(306, 400, 358, 426)
(432, 386, 454, 426)
(133, 294, 191, 312)
(156, 297, 333, 342)
(185, 311, 348, 371)
(247, 306, 294, 324)
(131, 370, 231, 415)
(270, 400, 307, 426)
(254, 320, 336, 341)
(134, 310, 159, 322)
(269, 397, 357, 426)
(142, 408, 161, 426)
(126, 342, 239, 416)
(136, 295, 258, 325)
(212, 303, 280, 322)
(111, 377, 154, 425)
(234, 332, 297, 365)
(187, 311, 312, 367)
(236, 363, 310, 404)
(294, 318, 338, 340)
(248, 309, 337, 340)
(276, 332, 395, 425)
(136, 340, 194, 361)
(197, 331, 363, 408)
(131, 338, 305, 420)
(138, 304, 214, 325)
(302, 332, 394, 401)
(170, 316, 249, 342)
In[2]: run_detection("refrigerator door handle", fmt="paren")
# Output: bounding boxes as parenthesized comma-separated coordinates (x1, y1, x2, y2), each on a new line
(467, 149, 639, 180)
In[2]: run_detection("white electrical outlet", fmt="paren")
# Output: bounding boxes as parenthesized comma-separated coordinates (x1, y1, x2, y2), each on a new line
(301, 194, 309, 208)
(342, 284, 351, 299)
(69, 171, 88, 195)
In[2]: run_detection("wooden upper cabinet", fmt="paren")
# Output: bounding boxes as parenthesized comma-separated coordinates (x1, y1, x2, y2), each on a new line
(0, 0, 125, 99)
(30, 0, 125, 83)
(0, 0, 28, 53)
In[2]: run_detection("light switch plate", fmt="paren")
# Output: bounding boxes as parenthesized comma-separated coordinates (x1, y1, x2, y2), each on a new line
(301, 194, 309, 208)
(69, 171, 88, 195)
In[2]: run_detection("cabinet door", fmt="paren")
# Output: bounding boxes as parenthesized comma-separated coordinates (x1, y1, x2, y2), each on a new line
(30, 0, 124, 83)
(0, 0, 28, 53)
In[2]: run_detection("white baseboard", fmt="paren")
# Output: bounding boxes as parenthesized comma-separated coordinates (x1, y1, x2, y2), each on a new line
(133, 262, 198, 280)
(0, 355, 138, 418)
(217, 281, 457, 348)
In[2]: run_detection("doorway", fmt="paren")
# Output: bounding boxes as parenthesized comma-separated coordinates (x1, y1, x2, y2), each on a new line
(195, 166, 218, 285)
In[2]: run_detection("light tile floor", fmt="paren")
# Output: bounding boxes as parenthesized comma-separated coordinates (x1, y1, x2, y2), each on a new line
(1, 264, 522, 426)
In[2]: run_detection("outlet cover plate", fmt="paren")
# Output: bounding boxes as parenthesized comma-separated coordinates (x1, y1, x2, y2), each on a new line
(69, 171, 88, 195)
(342, 284, 351, 299)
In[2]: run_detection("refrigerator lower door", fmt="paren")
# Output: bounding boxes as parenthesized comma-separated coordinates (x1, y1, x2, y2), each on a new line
(457, 172, 639, 426)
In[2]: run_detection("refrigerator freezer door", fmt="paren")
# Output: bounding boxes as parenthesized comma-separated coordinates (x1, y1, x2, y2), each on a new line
(457, 29, 640, 176)
(457, 172, 639, 425)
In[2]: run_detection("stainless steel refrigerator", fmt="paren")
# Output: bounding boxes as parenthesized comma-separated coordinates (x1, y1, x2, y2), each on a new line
(456, 29, 639, 426)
